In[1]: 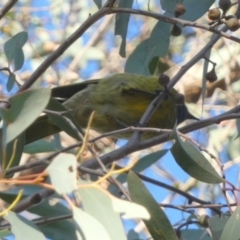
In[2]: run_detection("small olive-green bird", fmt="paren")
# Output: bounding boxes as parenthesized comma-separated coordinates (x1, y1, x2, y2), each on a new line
(26, 73, 197, 143)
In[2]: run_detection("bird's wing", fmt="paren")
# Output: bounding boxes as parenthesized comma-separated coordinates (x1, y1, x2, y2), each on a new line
(51, 79, 99, 101)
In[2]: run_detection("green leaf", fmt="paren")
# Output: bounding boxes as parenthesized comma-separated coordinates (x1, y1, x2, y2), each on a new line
(38, 219, 78, 240)
(93, 0, 102, 9)
(127, 229, 141, 240)
(161, 0, 183, 12)
(181, 229, 211, 240)
(108, 150, 168, 197)
(125, 21, 171, 76)
(72, 205, 111, 240)
(24, 138, 56, 154)
(112, 196, 150, 220)
(170, 127, 223, 184)
(7, 73, 16, 92)
(118, 150, 167, 184)
(133, 0, 213, 76)
(209, 214, 230, 240)
(0, 229, 11, 238)
(78, 186, 126, 240)
(46, 153, 77, 194)
(0, 185, 71, 217)
(128, 171, 178, 240)
(30, 196, 71, 218)
(220, 207, 240, 240)
(0, 185, 45, 203)
(29, 193, 77, 240)
(0, 88, 51, 145)
(182, 0, 215, 21)
(148, 57, 170, 75)
(114, 0, 134, 57)
(4, 211, 45, 240)
(148, 57, 159, 75)
(4, 31, 28, 71)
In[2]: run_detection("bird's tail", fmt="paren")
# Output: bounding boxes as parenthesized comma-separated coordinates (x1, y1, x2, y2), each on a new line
(25, 115, 60, 144)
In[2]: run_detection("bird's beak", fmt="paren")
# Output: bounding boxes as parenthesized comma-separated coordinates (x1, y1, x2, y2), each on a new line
(176, 104, 198, 124)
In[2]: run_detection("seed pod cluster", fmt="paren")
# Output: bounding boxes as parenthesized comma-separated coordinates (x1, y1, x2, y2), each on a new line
(208, 0, 239, 32)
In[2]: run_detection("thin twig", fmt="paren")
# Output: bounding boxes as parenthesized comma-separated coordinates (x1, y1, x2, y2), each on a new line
(0, 0, 18, 20)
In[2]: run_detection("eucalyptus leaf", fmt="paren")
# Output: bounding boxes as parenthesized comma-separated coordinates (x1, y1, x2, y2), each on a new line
(38, 219, 77, 240)
(24, 138, 56, 154)
(117, 150, 167, 184)
(219, 207, 240, 240)
(7, 72, 16, 92)
(46, 153, 77, 194)
(209, 214, 230, 240)
(78, 186, 126, 240)
(114, 0, 134, 57)
(4, 211, 45, 240)
(73, 205, 111, 240)
(4, 31, 28, 71)
(161, 0, 184, 12)
(182, 0, 215, 21)
(93, 0, 102, 9)
(125, 21, 171, 76)
(171, 127, 223, 184)
(181, 229, 211, 240)
(128, 171, 178, 240)
(0, 88, 51, 145)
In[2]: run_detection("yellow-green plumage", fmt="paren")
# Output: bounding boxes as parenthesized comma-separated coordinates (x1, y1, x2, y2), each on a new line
(26, 73, 195, 143)
(63, 74, 177, 139)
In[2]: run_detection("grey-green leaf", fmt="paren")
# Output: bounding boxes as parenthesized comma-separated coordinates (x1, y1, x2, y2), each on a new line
(78, 186, 126, 240)
(161, 0, 184, 12)
(182, 0, 215, 21)
(24, 138, 56, 154)
(181, 229, 211, 240)
(73, 205, 111, 240)
(46, 153, 77, 194)
(209, 214, 230, 240)
(170, 128, 223, 183)
(0, 229, 11, 238)
(0, 88, 51, 145)
(219, 207, 240, 240)
(118, 150, 167, 184)
(114, 0, 133, 57)
(93, 0, 102, 9)
(7, 73, 16, 92)
(128, 171, 178, 240)
(4, 31, 28, 71)
(4, 211, 45, 240)
(125, 21, 171, 76)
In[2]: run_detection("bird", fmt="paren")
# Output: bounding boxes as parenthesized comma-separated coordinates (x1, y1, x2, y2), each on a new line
(25, 73, 197, 144)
